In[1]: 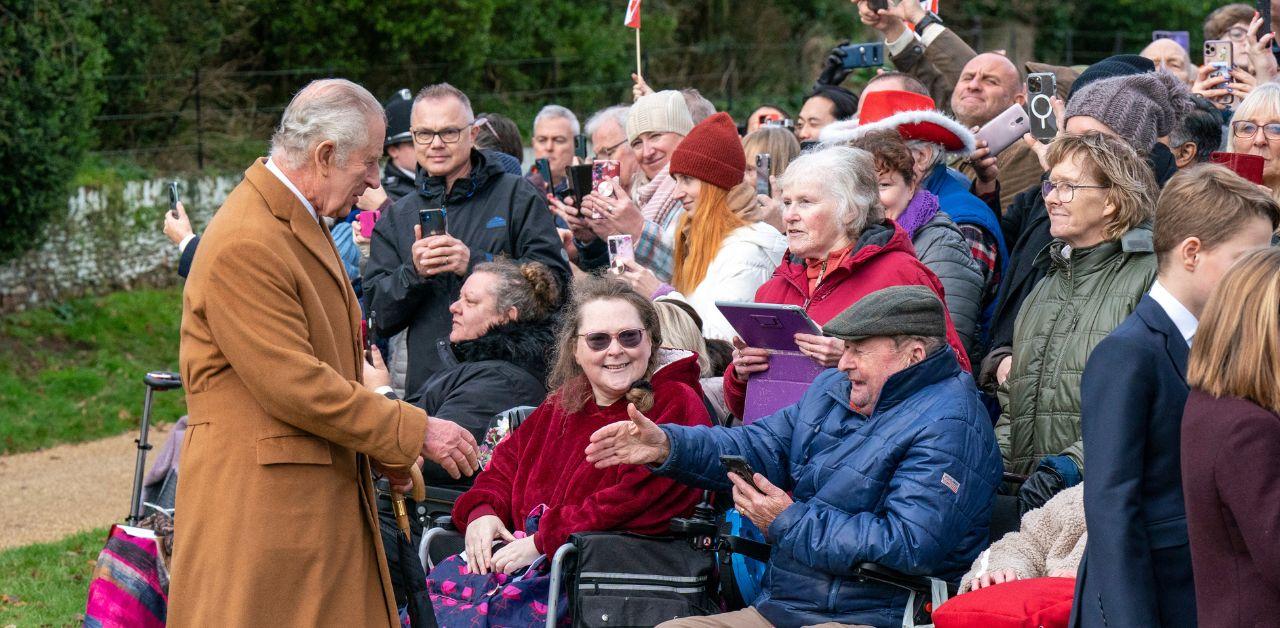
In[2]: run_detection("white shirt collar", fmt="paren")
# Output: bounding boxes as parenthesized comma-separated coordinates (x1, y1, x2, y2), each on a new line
(1149, 280, 1198, 346)
(265, 157, 319, 223)
(396, 165, 416, 179)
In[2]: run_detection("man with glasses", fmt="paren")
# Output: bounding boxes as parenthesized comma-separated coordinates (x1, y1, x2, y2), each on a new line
(364, 82, 569, 400)
(554, 105, 639, 272)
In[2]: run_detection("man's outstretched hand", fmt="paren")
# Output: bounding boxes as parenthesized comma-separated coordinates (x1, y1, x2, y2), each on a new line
(585, 403, 671, 468)
(423, 418, 480, 480)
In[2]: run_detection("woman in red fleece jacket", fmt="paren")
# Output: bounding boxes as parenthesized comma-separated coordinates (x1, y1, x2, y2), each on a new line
(452, 275, 711, 577)
(725, 145, 970, 419)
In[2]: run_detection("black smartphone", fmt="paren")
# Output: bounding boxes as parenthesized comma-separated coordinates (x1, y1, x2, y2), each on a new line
(167, 181, 179, 218)
(837, 41, 885, 70)
(720, 455, 761, 491)
(867, 0, 889, 11)
(754, 154, 772, 196)
(418, 207, 447, 238)
(1259, 0, 1279, 54)
(535, 157, 553, 186)
(1026, 72, 1057, 143)
(574, 134, 588, 161)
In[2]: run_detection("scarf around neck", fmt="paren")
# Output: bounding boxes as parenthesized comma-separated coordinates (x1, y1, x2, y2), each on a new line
(896, 189, 941, 240)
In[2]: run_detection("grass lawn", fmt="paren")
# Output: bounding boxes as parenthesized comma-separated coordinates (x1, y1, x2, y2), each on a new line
(0, 288, 185, 455)
(0, 528, 107, 626)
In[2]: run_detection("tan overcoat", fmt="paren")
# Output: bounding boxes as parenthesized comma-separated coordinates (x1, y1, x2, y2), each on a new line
(169, 159, 428, 626)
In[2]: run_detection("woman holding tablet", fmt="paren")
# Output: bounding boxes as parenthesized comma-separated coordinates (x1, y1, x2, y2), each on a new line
(721, 145, 970, 419)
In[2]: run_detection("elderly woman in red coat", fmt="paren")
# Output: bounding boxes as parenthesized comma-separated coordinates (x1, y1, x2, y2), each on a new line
(724, 145, 969, 419)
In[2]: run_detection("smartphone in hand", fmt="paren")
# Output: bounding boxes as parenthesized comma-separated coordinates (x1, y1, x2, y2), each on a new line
(357, 210, 381, 239)
(1204, 39, 1235, 107)
(1026, 73, 1058, 143)
(754, 154, 772, 196)
(720, 455, 761, 492)
(837, 42, 884, 70)
(167, 181, 180, 218)
(418, 206, 447, 239)
(607, 234, 634, 271)
(975, 104, 1031, 157)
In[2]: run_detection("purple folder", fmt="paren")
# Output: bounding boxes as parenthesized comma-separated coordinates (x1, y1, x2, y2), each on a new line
(716, 302, 829, 424)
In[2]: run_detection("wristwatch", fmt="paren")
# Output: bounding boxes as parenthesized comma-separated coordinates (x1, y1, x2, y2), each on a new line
(915, 11, 944, 33)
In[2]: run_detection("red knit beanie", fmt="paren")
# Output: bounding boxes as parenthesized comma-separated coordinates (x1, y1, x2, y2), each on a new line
(669, 112, 745, 191)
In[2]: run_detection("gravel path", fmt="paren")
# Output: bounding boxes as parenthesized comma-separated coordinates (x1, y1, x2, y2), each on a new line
(0, 425, 173, 550)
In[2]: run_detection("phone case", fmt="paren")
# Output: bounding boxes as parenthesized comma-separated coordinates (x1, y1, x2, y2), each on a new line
(357, 210, 381, 239)
(592, 160, 620, 198)
(975, 104, 1031, 157)
(419, 208, 446, 237)
(1027, 73, 1057, 143)
(1204, 40, 1234, 106)
(839, 42, 884, 70)
(607, 234, 634, 269)
(755, 154, 771, 196)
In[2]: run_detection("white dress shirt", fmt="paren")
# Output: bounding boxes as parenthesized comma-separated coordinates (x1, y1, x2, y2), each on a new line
(1149, 280, 1198, 346)
(265, 157, 319, 224)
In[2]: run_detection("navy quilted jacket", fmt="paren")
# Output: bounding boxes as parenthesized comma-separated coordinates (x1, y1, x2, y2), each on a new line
(654, 347, 1002, 628)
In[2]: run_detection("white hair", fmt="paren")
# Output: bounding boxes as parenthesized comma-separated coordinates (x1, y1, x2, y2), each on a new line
(534, 104, 581, 135)
(905, 139, 948, 171)
(585, 105, 630, 138)
(270, 79, 384, 170)
(778, 146, 885, 238)
(1231, 82, 1280, 129)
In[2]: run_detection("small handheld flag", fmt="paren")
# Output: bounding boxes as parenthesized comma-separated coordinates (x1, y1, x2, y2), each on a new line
(625, 0, 642, 28)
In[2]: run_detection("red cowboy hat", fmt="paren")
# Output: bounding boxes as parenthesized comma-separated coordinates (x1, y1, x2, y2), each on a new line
(820, 90, 975, 155)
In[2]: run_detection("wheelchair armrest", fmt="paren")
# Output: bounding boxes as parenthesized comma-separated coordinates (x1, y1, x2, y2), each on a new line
(435, 515, 456, 531)
(852, 562, 958, 597)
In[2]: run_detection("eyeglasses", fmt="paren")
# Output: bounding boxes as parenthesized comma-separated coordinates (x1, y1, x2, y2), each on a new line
(411, 118, 486, 145)
(1226, 26, 1249, 42)
(594, 139, 628, 161)
(1232, 120, 1280, 141)
(579, 329, 645, 351)
(1041, 180, 1109, 203)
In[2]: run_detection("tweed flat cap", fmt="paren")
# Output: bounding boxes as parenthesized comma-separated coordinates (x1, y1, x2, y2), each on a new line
(822, 285, 946, 341)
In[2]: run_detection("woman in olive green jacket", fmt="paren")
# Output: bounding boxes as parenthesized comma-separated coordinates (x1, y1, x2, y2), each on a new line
(997, 133, 1158, 506)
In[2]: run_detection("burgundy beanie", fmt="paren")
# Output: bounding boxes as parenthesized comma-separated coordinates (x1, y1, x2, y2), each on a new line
(669, 112, 745, 190)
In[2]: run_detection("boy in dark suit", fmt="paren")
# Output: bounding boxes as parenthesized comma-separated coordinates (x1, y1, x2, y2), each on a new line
(1071, 163, 1280, 627)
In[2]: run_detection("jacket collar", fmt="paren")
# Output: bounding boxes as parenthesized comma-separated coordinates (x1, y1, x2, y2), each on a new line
(872, 346, 962, 415)
(1134, 295, 1190, 380)
(450, 318, 556, 384)
(1039, 222, 1154, 275)
(779, 220, 909, 286)
(415, 148, 496, 205)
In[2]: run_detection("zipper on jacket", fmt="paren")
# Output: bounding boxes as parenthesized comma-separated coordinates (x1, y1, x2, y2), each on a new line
(802, 260, 830, 309)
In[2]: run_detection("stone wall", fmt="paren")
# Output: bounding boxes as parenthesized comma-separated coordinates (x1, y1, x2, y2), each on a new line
(0, 174, 241, 313)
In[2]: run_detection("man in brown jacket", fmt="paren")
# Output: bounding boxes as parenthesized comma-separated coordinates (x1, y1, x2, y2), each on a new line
(170, 79, 479, 626)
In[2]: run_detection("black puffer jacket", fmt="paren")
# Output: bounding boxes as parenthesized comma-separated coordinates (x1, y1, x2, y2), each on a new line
(363, 148, 569, 396)
(412, 318, 555, 488)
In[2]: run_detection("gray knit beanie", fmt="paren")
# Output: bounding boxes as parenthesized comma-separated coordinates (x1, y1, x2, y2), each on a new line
(1064, 71, 1193, 152)
(626, 91, 695, 143)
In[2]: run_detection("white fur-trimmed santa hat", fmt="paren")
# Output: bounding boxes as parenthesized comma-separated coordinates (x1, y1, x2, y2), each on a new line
(818, 90, 975, 156)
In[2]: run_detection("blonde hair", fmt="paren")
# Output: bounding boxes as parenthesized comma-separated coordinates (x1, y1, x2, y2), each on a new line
(1187, 248, 1280, 413)
(743, 127, 802, 179)
(1046, 132, 1156, 241)
(654, 300, 711, 377)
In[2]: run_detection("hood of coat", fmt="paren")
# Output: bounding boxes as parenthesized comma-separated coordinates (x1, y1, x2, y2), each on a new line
(451, 318, 557, 386)
(776, 220, 918, 280)
(415, 148, 505, 205)
(647, 348, 704, 393)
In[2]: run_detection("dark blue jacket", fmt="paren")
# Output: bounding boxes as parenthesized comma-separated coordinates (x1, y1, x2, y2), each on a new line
(654, 347, 1002, 628)
(1072, 295, 1197, 627)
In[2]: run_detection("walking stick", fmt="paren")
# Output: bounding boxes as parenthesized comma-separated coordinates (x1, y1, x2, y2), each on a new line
(391, 465, 426, 541)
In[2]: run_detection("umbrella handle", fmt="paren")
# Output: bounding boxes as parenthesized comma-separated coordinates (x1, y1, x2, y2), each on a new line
(392, 465, 427, 541)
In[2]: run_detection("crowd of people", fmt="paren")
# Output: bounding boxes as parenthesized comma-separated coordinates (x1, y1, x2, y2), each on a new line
(156, 1, 1280, 626)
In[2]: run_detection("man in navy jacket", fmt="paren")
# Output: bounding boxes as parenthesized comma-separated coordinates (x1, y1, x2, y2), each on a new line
(588, 286, 1002, 628)
(1071, 164, 1279, 627)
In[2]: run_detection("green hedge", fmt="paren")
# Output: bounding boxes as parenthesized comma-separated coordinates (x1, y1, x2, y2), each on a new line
(0, 1, 107, 263)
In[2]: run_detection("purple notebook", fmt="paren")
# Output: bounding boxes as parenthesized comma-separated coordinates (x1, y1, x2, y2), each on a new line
(716, 302, 829, 424)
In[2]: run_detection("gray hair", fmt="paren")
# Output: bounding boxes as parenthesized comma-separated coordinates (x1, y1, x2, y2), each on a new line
(413, 83, 474, 120)
(778, 146, 886, 238)
(534, 104, 581, 135)
(585, 105, 630, 138)
(905, 139, 947, 171)
(269, 79, 384, 170)
(892, 334, 946, 354)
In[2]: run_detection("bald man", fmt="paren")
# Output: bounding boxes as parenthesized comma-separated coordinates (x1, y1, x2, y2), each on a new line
(1141, 38, 1196, 86)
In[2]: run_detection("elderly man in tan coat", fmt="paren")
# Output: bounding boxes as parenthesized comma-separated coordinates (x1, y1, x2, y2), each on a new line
(169, 79, 480, 626)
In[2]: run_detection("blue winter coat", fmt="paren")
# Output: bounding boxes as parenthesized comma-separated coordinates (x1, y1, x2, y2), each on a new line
(653, 347, 1003, 628)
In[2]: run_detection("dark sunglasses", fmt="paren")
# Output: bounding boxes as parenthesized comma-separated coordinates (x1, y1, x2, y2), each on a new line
(579, 328, 645, 351)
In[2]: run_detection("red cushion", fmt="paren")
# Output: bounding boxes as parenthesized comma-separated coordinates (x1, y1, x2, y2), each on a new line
(932, 577, 1075, 628)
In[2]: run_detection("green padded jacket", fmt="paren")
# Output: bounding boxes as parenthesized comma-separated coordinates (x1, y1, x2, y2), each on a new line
(997, 224, 1157, 476)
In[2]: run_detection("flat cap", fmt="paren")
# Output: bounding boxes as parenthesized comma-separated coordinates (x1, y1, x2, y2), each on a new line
(822, 285, 947, 341)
